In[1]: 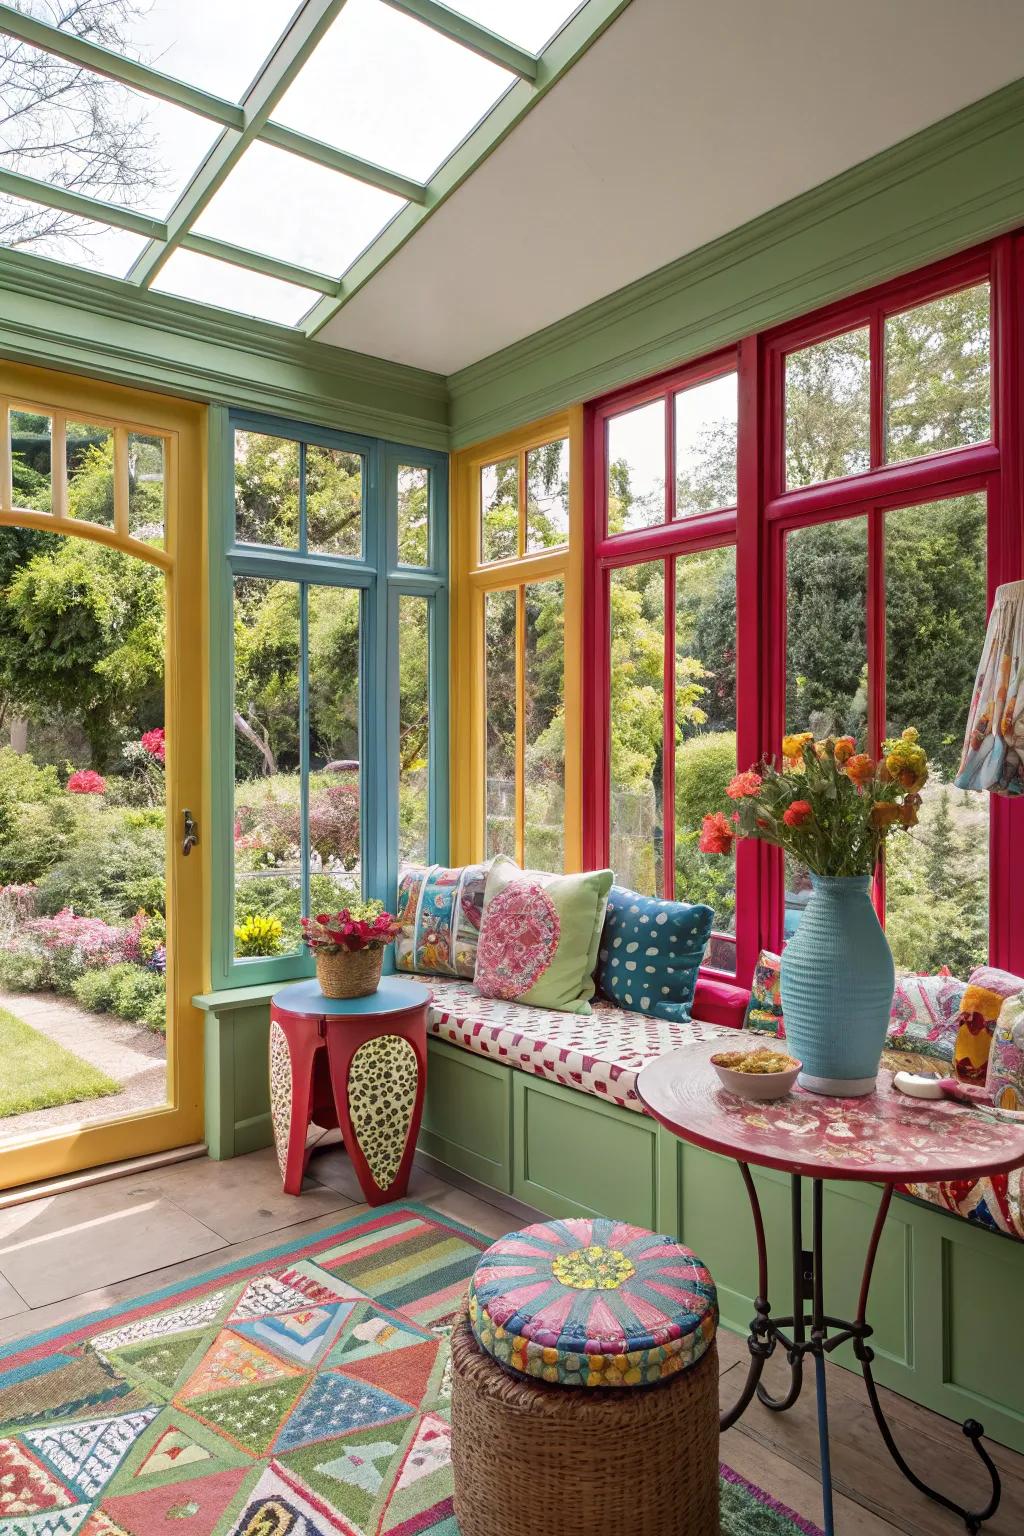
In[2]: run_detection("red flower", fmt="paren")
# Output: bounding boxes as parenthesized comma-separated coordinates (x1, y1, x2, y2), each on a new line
(783, 799, 813, 827)
(67, 769, 106, 795)
(699, 811, 735, 854)
(726, 770, 763, 799)
(141, 727, 165, 763)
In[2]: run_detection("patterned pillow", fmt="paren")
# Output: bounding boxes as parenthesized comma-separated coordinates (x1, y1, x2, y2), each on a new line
(886, 971, 967, 1061)
(987, 991, 1024, 1110)
(745, 950, 784, 1036)
(394, 862, 489, 978)
(597, 887, 714, 1024)
(475, 856, 612, 1014)
(953, 966, 1024, 1084)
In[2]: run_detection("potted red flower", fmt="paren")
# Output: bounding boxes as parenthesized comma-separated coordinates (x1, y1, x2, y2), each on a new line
(300, 901, 401, 999)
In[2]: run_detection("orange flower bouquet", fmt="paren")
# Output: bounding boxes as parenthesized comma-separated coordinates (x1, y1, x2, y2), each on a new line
(699, 729, 928, 877)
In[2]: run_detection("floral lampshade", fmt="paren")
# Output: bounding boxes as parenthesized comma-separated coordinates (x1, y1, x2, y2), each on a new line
(955, 580, 1024, 795)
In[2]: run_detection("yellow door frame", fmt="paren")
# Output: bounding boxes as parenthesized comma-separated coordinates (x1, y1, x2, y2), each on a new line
(450, 406, 583, 871)
(0, 360, 207, 1188)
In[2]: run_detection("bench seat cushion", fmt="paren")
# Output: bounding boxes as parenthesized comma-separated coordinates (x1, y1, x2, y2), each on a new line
(426, 978, 735, 1112)
(900, 1170, 1024, 1240)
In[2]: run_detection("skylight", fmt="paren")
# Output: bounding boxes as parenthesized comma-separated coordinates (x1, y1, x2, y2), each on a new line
(0, 0, 607, 331)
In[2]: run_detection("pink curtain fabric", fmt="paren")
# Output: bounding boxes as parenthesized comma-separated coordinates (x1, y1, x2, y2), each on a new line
(955, 579, 1024, 795)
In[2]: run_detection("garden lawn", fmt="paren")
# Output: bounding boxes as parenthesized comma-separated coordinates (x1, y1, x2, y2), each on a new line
(0, 1006, 120, 1118)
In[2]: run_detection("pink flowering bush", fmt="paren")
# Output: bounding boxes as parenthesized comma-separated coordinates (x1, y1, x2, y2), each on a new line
(67, 769, 106, 795)
(141, 727, 165, 763)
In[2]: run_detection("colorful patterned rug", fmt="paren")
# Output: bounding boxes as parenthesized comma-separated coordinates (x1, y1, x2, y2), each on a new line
(0, 1203, 822, 1535)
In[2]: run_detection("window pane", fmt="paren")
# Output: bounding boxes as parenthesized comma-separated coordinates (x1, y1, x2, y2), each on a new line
(524, 579, 565, 871)
(399, 595, 430, 867)
(232, 578, 301, 959)
(784, 518, 868, 936)
(481, 457, 518, 563)
(152, 250, 319, 327)
(273, 0, 514, 183)
(308, 585, 361, 916)
(610, 561, 665, 895)
(884, 494, 989, 976)
(234, 431, 300, 549)
(66, 422, 114, 528)
(397, 466, 430, 566)
(485, 588, 516, 857)
(785, 328, 870, 489)
(526, 439, 569, 552)
(885, 283, 991, 464)
(607, 400, 665, 533)
(193, 142, 403, 279)
(675, 547, 737, 971)
(0, 193, 146, 277)
(128, 434, 165, 544)
(306, 444, 363, 558)
(675, 373, 738, 517)
(10, 410, 52, 512)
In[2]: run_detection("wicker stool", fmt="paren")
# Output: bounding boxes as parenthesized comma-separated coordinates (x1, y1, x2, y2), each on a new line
(450, 1218, 720, 1536)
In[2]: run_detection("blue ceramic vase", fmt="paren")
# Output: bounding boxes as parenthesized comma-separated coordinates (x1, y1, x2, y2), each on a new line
(779, 874, 895, 1096)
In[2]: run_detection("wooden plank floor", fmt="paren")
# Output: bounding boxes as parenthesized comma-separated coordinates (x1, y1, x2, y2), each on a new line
(0, 1144, 1021, 1534)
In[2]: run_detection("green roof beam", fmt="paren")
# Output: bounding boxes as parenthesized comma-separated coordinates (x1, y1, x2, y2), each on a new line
(126, 0, 352, 288)
(179, 232, 340, 295)
(304, 0, 634, 336)
(380, 0, 538, 79)
(0, 166, 169, 241)
(259, 121, 426, 203)
(0, 3, 245, 127)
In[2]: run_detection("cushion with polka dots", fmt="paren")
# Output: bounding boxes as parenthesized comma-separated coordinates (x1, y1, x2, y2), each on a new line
(468, 1217, 718, 1387)
(596, 886, 714, 1023)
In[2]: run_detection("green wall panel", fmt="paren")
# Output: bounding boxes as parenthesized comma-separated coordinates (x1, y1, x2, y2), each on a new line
(945, 1226, 1024, 1427)
(448, 80, 1024, 447)
(420, 1040, 512, 1191)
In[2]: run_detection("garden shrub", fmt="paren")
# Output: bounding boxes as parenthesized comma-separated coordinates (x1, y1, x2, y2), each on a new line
(675, 732, 739, 928)
(0, 948, 47, 991)
(108, 965, 165, 1031)
(34, 817, 165, 921)
(71, 968, 118, 1014)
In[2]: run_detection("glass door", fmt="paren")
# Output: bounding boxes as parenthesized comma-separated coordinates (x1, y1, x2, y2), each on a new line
(0, 362, 205, 1189)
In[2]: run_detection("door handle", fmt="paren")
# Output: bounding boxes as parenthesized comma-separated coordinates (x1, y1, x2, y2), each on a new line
(182, 809, 199, 856)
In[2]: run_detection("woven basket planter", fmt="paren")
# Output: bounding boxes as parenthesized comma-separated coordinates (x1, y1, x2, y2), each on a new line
(315, 946, 383, 999)
(450, 1313, 719, 1536)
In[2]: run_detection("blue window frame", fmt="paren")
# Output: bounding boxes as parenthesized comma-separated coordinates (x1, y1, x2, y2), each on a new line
(210, 407, 448, 989)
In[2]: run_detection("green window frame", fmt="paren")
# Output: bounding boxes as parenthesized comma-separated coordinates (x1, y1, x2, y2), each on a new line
(209, 406, 448, 989)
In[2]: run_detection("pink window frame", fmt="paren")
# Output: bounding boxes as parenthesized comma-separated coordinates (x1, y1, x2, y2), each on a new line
(585, 234, 1024, 989)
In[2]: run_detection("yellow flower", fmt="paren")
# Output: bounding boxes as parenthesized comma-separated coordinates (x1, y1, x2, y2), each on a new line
(882, 727, 929, 793)
(781, 731, 814, 763)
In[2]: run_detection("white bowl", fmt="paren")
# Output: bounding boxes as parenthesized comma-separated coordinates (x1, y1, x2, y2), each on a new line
(710, 1050, 802, 1101)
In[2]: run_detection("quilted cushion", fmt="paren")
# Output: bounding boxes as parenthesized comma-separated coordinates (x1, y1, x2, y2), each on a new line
(395, 862, 489, 978)
(597, 886, 714, 1023)
(468, 1218, 717, 1386)
(745, 950, 784, 1035)
(900, 1169, 1024, 1241)
(987, 991, 1024, 1110)
(886, 971, 966, 1062)
(475, 856, 612, 1014)
(425, 977, 734, 1111)
(953, 967, 1024, 1083)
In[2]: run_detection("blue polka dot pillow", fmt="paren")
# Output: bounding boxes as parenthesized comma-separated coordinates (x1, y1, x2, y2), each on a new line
(596, 886, 715, 1022)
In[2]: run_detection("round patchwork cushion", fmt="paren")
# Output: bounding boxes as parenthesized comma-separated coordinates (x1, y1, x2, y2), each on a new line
(467, 1216, 717, 1388)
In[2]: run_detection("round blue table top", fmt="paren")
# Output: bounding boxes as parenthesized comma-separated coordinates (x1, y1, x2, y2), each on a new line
(272, 976, 432, 1018)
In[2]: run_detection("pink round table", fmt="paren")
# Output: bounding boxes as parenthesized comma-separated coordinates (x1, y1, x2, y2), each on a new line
(637, 1040, 1024, 1536)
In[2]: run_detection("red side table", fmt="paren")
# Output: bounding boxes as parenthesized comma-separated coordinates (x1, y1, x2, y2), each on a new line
(269, 976, 432, 1206)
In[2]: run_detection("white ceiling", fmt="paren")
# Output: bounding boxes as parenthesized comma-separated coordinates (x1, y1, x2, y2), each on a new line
(318, 0, 1024, 375)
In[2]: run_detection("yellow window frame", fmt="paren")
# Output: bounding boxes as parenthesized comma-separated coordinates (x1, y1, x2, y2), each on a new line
(0, 360, 207, 1189)
(450, 407, 583, 871)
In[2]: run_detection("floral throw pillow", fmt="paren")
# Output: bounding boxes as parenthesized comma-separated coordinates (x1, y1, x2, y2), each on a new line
(886, 971, 966, 1062)
(953, 967, 1024, 1084)
(394, 862, 489, 978)
(474, 856, 613, 1015)
(744, 951, 785, 1036)
(987, 991, 1024, 1110)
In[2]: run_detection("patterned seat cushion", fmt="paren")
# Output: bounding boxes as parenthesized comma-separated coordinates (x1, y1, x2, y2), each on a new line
(468, 1217, 718, 1386)
(426, 978, 735, 1112)
(899, 1169, 1024, 1241)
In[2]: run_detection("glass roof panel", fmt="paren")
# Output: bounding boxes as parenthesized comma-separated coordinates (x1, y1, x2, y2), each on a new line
(2, 40, 221, 218)
(442, 1, 584, 52)
(272, 0, 515, 182)
(193, 142, 404, 277)
(151, 249, 318, 326)
(0, 193, 147, 276)
(31, 0, 299, 102)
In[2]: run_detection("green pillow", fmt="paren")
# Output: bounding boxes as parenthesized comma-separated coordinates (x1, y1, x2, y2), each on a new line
(474, 856, 613, 1014)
